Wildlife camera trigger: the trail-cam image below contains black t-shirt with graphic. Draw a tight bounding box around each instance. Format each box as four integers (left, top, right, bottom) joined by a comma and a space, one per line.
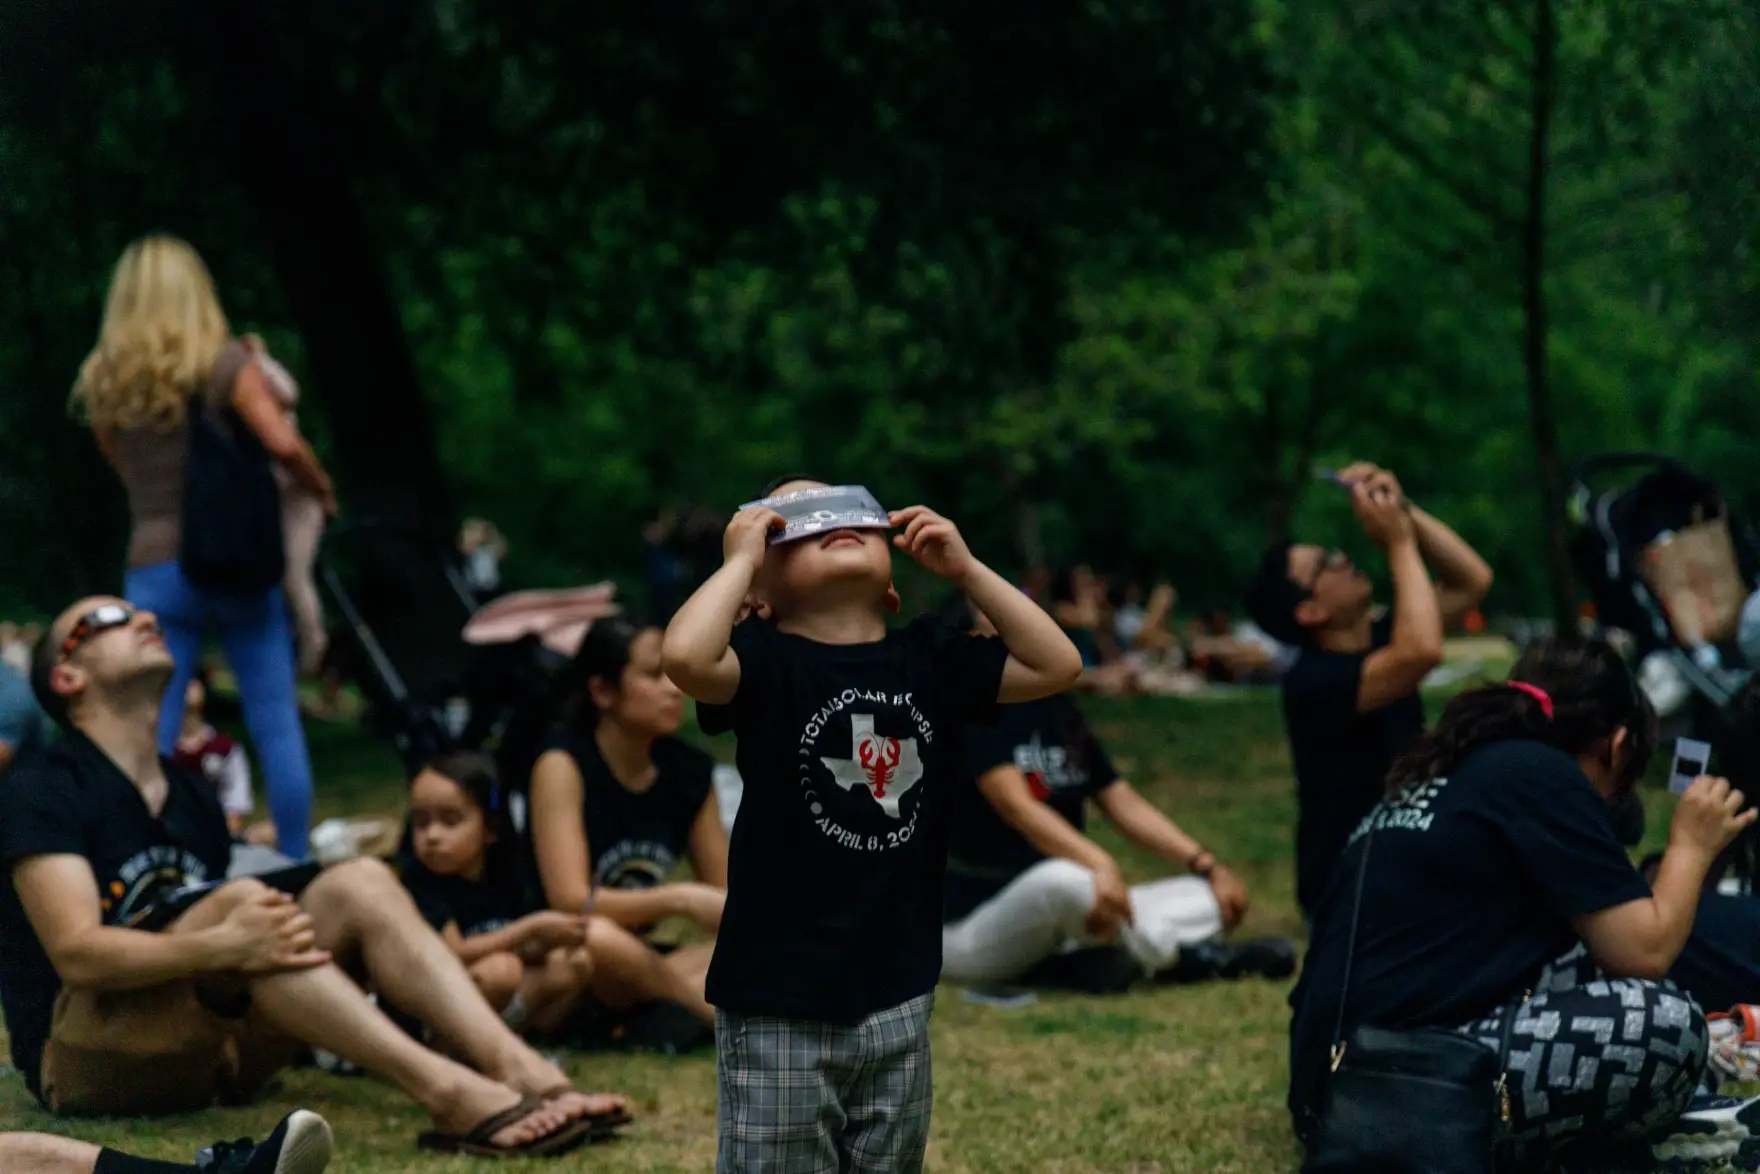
1287, 739, 1651, 1121
0, 732, 232, 1097
944, 696, 1118, 921
539, 730, 714, 893
698, 613, 1010, 1021
399, 856, 540, 939
1282, 614, 1426, 917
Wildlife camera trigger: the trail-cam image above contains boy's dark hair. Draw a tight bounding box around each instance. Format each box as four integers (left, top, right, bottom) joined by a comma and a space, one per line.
759, 472, 820, 498
29, 627, 67, 729
1242, 540, 1309, 648
1385, 637, 1658, 795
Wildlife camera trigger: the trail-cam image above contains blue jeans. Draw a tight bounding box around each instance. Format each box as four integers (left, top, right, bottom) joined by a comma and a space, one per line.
125, 560, 313, 859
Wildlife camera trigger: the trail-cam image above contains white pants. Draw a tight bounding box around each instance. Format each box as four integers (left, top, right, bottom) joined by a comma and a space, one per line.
941, 858, 1223, 984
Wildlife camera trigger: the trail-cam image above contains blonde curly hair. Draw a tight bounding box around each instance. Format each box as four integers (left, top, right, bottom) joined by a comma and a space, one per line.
71, 235, 231, 429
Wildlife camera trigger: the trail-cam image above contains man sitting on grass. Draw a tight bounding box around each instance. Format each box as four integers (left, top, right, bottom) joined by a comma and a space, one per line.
0, 1109, 331, 1174
1244, 462, 1492, 922
0, 596, 628, 1158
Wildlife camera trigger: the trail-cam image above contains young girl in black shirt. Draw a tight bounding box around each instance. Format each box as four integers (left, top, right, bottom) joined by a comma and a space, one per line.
402, 751, 597, 1035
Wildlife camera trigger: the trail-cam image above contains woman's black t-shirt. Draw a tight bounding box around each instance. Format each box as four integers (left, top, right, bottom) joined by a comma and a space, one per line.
698, 613, 1009, 1022
1287, 739, 1650, 1120
399, 857, 540, 939
538, 731, 714, 892
944, 695, 1118, 921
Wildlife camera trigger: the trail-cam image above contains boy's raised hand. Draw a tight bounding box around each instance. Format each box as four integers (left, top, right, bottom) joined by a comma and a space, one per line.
891, 506, 975, 583
724, 507, 784, 572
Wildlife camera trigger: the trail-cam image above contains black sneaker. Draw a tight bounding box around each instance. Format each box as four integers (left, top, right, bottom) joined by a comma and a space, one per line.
1020, 945, 1141, 994
196, 1110, 334, 1174
1157, 938, 1298, 985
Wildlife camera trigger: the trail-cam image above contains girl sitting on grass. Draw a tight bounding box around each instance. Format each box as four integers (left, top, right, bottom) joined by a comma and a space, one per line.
402, 751, 599, 1034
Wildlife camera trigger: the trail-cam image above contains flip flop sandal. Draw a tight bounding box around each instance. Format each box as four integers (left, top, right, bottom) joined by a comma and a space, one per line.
538, 1086, 635, 1134
415, 1096, 600, 1158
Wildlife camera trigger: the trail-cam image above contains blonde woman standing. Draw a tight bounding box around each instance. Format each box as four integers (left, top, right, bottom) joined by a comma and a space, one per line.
72, 235, 334, 859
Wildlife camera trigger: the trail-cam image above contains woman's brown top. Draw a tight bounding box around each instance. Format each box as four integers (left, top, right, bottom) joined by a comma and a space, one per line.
108, 339, 252, 570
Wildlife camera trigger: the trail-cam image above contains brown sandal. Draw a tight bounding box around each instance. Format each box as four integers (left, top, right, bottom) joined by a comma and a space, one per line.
416, 1096, 600, 1157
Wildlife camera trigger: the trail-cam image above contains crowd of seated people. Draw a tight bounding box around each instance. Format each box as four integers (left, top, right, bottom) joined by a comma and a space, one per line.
1029, 565, 1294, 696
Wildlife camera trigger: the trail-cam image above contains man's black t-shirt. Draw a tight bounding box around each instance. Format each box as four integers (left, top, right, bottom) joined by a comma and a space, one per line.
1287, 740, 1650, 1121
1282, 614, 1426, 917
944, 696, 1118, 922
398, 856, 539, 938
698, 613, 1009, 1021
539, 731, 714, 892
0, 732, 232, 1097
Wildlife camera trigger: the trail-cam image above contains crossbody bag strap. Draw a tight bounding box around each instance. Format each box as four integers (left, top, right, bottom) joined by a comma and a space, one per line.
1327, 822, 1377, 1072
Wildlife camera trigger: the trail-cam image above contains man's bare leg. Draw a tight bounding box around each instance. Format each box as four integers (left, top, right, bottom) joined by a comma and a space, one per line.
584, 917, 713, 1022
172, 882, 578, 1148
299, 859, 625, 1119
0, 1134, 100, 1174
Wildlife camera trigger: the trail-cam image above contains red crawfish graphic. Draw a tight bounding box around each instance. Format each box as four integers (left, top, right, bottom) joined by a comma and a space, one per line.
858, 732, 904, 799
821, 714, 926, 820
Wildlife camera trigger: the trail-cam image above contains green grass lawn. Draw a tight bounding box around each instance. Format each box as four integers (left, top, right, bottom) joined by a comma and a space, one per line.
0, 686, 1683, 1171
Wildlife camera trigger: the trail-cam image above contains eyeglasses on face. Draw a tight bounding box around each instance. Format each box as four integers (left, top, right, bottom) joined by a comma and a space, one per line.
58, 603, 141, 664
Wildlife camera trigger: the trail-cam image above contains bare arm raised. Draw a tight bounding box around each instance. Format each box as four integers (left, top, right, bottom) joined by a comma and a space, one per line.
661, 507, 782, 705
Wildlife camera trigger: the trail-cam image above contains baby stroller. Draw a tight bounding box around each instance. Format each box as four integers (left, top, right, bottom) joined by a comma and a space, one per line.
1570, 456, 1760, 888
1568, 453, 1759, 725
316, 517, 617, 791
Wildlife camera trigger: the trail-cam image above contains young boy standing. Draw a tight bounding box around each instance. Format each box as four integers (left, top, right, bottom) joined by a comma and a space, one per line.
663, 479, 1081, 1174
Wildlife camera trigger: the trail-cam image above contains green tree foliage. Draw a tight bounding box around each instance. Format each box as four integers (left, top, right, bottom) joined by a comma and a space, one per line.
0, 0, 1751, 622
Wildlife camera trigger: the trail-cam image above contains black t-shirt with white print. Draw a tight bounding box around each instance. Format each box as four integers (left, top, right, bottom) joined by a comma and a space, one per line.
1282, 614, 1426, 917
1287, 739, 1651, 1122
698, 613, 1010, 1022
944, 695, 1118, 922
399, 856, 540, 939
539, 730, 714, 894
0, 732, 232, 1097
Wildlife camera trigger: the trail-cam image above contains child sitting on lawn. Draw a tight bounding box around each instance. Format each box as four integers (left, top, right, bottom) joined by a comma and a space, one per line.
662, 477, 1082, 1173
402, 751, 599, 1034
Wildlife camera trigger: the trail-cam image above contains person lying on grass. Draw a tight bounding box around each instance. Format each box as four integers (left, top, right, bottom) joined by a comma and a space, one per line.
0, 1109, 331, 1174
403, 751, 600, 1037
663, 477, 1082, 1174
0, 596, 627, 1158
941, 600, 1296, 993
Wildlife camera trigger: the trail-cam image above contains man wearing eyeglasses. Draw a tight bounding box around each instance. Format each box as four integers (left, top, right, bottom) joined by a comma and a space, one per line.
0, 596, 629, 1154
1244, 464, 1493, 922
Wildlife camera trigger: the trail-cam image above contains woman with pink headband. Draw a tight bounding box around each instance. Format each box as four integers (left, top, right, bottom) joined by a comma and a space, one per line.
1290, 638, 1760, 1170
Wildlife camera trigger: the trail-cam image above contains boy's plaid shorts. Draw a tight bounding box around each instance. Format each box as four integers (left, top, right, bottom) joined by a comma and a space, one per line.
715, 992, 935, 1174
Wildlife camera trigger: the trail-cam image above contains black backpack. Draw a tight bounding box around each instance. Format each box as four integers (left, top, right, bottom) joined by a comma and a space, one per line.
179, 395, 285, 592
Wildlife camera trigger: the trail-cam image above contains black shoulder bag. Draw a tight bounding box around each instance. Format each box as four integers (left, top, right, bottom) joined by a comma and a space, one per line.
180, 394, 285, 593
1301, 823, 1519, 1174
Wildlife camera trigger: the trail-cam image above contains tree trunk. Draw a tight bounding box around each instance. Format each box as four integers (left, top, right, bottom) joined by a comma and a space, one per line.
1522, 0, 1575, 632
185, 3, 471, 700
196, 4, 452, 533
